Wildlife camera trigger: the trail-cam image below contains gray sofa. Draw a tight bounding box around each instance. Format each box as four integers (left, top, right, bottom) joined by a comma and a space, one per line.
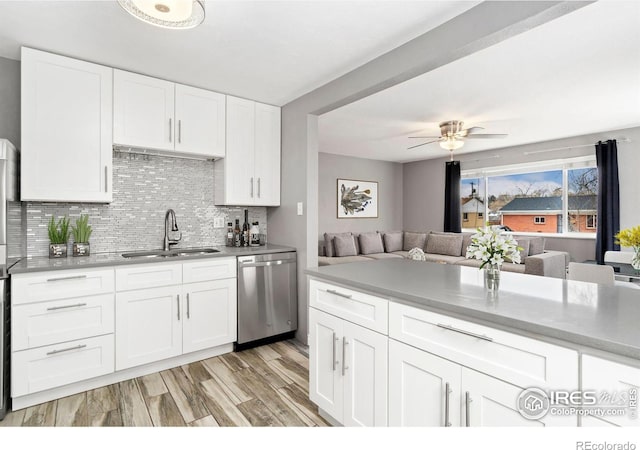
318, 230, 569, 279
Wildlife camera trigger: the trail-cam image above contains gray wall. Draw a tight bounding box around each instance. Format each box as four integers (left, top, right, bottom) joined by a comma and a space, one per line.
19, 151, 267, 257
0, 56, 20, 148
401, 126, 640, 262
268, 2, 582, 343
319, 153, 403, 242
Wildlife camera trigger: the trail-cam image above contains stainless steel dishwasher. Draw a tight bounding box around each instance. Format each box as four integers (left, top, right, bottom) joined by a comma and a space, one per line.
236, 252, 297, 350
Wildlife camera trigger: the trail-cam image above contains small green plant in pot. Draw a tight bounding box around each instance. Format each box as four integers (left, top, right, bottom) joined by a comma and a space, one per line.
72, 214, 93, 257
48, 216, 70, 258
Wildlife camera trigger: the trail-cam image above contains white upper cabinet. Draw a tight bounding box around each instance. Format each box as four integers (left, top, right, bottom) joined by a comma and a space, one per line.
175, 84, 226, 158
114, 70, 226, 158
113, 70, 175, 151
215, 96, 281, 206
21, 47, 113, 202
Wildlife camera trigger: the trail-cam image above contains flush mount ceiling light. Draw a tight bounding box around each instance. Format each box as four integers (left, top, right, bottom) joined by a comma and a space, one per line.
117, 0, 205, 29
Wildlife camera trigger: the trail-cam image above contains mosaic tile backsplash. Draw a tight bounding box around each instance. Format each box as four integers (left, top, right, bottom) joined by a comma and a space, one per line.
18, 151, 267, 257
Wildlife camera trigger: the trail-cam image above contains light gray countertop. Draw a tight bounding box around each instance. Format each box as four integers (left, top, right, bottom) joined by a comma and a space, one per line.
306, 259, 640, 360
9, 244, 296, 274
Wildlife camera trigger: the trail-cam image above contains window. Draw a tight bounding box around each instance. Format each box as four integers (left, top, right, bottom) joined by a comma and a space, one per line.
461, 158, 597, 235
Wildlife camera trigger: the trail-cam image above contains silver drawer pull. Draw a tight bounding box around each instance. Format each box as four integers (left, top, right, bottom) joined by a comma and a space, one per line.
444, 382, 451, 427
326, 289, 352, 299
46, 275, 87, 282
436, 323, 493, 342
46, 344, 87, 356
47, 302, 87, 311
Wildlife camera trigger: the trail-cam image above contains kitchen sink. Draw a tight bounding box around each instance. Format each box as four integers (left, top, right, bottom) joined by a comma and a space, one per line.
121, 248, 220, 259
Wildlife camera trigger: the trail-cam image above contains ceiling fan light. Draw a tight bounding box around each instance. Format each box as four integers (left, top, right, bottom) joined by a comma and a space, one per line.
440, 139, 464, 151
118, 0, 205, 29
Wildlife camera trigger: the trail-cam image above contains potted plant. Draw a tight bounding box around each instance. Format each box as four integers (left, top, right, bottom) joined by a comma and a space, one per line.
48, 216, 70, 258
615, 225, 640, 270
71, 214, 93, 257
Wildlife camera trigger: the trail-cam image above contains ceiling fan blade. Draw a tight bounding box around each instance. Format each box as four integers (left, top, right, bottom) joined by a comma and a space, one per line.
460, 126, 484, 136
407, 139, 441, 150
408, 136, 441, 139
464, 133, 508, 139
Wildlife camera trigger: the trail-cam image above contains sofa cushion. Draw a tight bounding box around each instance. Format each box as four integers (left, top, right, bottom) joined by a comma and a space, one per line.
509, 238, 530, 263
455, 258, 483, 268
359, 232, 385, 255
528, 237, 545, 255
501, 263, 526, 274
383, 231, 403, 253
391, 250, 410, 258
424, 254, 466, 264
318, 255, 372, 266
324, 232, 352, 257
365, 252, 404, 260
425, 233, 463, 257
333, 234, 358, 257
403, 232, 427, 251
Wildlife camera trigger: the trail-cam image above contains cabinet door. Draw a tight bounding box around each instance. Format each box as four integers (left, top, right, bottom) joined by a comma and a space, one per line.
253, 103, 281, 206
175, 84, 226, 158
461, 368, 566, 427
113, 70, 175, 151
115, 286, 182, 370
389, 339, 461, 427
309, 307, 344, 423
342, 321, 388, 427
222, 96, 255, 205
182, 279, 237, 354
21, 47, 112, 202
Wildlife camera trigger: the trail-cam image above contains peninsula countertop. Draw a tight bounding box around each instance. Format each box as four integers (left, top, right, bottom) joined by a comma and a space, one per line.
306, 259, 640, 360
9, 244, 296, 274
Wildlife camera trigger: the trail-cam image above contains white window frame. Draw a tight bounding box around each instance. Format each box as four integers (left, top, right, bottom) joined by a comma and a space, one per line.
586, 214, 597, 229
534, 216, 546, 224
463, 212, 469, 221
461, 156, 597, 238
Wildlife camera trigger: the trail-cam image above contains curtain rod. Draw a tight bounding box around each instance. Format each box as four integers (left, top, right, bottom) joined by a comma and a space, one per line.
522, 138, 631, 156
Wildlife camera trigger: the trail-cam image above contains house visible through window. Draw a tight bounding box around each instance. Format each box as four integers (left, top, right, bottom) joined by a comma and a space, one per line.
461, 159, 597, 235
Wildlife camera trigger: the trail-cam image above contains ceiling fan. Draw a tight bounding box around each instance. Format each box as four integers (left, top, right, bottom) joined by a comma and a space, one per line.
408, 120, 507, 156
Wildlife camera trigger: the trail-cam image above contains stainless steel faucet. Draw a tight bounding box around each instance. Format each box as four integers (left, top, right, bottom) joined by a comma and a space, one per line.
163, 209, 182, 251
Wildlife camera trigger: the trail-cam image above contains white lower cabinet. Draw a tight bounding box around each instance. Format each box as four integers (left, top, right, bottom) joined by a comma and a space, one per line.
309, 307, 388, 426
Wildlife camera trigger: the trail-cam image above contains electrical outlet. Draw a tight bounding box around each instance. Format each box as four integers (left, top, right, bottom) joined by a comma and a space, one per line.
213, 217, 225, 228
297, 202, 304, 216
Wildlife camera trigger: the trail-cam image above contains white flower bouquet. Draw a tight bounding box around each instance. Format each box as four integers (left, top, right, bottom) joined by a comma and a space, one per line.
466, 225, 522, 269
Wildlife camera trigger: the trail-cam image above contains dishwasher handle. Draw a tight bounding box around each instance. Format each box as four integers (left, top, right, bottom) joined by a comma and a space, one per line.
239, 259, 296, 268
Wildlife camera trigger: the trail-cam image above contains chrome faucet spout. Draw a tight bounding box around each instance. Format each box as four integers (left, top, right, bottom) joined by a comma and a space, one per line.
163, 209, 182, 251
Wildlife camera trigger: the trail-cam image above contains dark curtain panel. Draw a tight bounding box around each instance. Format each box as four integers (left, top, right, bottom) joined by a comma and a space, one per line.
595, 139, 620, 264
444, 160, 461, 233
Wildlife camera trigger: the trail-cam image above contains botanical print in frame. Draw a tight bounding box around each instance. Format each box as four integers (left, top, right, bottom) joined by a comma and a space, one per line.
337, 179, 378, 218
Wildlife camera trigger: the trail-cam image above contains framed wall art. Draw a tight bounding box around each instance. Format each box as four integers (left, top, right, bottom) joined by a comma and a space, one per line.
337, 179, 378, 218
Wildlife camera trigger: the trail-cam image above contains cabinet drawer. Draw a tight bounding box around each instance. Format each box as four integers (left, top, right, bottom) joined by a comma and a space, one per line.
12, 294, 114, 351
183, 257, 236, 283
116, 263, 181, 291
12, 334, 114, 397
309, 279, 388, 334
582, 355, 640, 427
12, 268, 114, 305
389, 302, 577, 390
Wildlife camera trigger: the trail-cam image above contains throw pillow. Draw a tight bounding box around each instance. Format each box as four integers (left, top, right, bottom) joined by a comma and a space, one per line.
506, 238, 530, 264
359, 232, 385, 255
425, 233, 463, 257
403, 232, 427, 251
324, 232, 352, 257
528, 237, 545, 255
333, 234, 357, 257
383, 231, 403, 252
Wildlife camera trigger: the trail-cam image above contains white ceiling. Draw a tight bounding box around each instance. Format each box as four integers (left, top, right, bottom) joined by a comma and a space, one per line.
318, 1, 640, 163
0, 0, 479, 106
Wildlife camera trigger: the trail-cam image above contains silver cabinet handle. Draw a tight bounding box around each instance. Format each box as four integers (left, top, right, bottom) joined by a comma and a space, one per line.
187, 292, 190, 319
250, 177, 254, 198
105, 166, 108, 192
341, 337, 349, 376
47, 302, 87, 311
436, 323, 493, 342
178, 119, 182, 143
47, 344, 86, 356
326, 289, 352, 299
257, 177, 261, 198
177, 294, 181, 320
444, 382, 451, 427
46, 275, 87, 282
332, 332, 337, 371
169, 118, 172, 142
465, 391, 472, 427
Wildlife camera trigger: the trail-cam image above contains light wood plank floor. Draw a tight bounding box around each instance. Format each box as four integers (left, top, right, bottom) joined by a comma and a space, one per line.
1, 340, 329, 427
